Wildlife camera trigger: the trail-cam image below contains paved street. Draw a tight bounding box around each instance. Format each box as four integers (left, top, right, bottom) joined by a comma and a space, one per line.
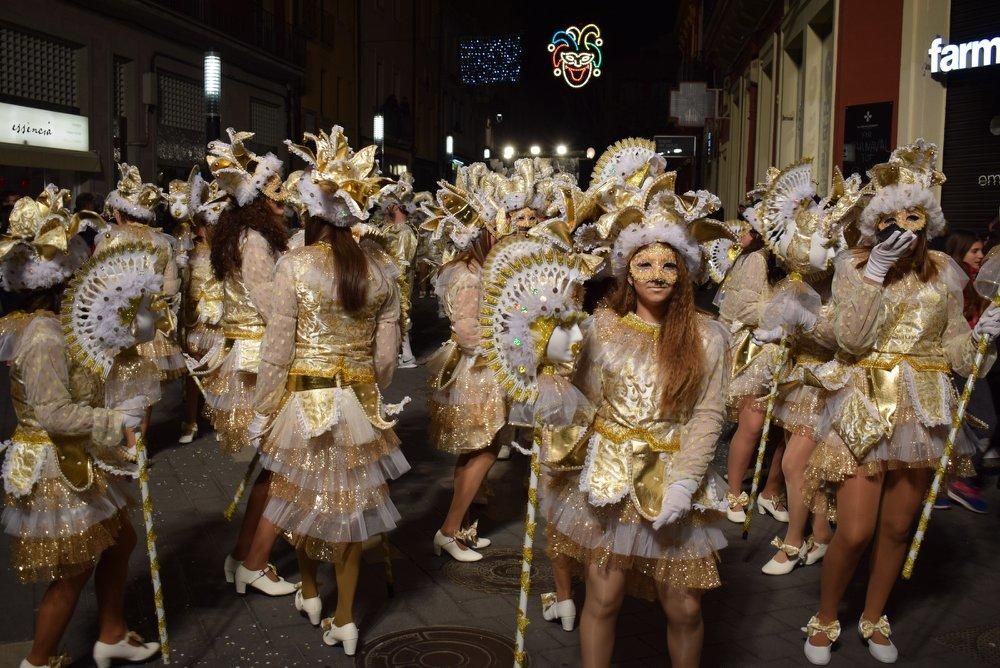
2, 297, 1000, 667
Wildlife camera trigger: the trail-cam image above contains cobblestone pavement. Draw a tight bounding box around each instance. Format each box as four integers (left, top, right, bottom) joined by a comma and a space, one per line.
2, 297, 1000, 667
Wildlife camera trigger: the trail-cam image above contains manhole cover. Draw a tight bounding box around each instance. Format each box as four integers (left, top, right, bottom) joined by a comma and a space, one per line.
441, 547, 553, 594
357, 626, 523, 667
934, 625, 1000, 665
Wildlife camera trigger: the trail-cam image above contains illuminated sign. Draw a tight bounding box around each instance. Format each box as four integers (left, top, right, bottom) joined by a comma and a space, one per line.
928, 36, 1000, 73
548, 24, 603, 89
0, 102, 89, 152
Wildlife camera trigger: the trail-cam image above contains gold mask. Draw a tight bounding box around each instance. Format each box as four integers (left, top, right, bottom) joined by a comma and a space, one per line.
878, 207, 926, 233
511, 207, 539, 231
629, 243, 679, 286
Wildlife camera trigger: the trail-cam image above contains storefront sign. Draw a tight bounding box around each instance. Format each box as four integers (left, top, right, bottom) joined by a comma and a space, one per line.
929, 36, 1000, 73
0, 102, 89, 152
842, 102, 893, 178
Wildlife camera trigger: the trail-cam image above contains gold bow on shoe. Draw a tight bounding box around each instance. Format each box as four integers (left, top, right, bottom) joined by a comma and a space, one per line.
804, 615, 841, 642
726, 491, 749, 509
859, 615, 892, 639
454, 521, 480, 546
47, 654, 72, 668
770, 536, 801, 558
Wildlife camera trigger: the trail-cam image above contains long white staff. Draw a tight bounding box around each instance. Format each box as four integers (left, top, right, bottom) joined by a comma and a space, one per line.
513, 432, 542, 668
904, 249, 1000, 577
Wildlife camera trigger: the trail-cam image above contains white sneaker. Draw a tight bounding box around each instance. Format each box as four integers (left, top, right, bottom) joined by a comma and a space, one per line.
859, 616, 898, 663
322, 619, 359, 656
433, 530, 483, 562
93, 631, 160, 668
757, 494, 790, 522
541, 592, 576, 631
295, 590, 322, 626
224, 554, 240, 584
398, 335, 417, 368
234, 563, 298, 596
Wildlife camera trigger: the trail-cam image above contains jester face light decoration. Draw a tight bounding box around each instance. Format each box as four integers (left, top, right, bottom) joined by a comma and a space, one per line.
548, 24, 603, 89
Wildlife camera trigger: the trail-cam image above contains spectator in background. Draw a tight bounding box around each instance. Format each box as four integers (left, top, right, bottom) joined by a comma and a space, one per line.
1, 191, 19, 234
943, 230, 993, 512
74, 192, 102, 251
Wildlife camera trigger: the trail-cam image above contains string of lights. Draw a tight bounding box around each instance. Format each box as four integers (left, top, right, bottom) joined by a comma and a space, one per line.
459, 35, 522, 85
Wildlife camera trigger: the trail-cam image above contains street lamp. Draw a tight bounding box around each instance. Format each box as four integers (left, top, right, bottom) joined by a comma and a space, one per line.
445, 135, 454, 155
483, 148, 491, 159
586, 147, 596, 159
204, 51, 222, 141
555, 144, 567, 156
503, 145, 515, 160
373, 113, 385, 171
529, 145, 541, 156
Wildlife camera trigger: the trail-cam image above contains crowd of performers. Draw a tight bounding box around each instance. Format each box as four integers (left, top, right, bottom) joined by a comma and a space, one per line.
1, 126, 996, 668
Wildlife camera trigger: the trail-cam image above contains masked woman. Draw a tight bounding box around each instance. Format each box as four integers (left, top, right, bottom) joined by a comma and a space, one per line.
547, 183, 729, 668
200, 129, 296, 594
240, 127, 408, 655
801, 141, 1000, 664
0, 188, 160, 668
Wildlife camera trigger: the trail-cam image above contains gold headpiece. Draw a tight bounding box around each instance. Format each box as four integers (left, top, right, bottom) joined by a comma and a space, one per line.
207, 128, 285, 207
860, 138, 946, 239
104, 163, 164, 222
591, 137, 666, 188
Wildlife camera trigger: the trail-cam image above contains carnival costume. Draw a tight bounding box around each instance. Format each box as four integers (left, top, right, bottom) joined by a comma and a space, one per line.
200, 129, 287, 454
378, 172, 420, 365
0, 190, 163, 667
548, 166, 731, 599
99, 163, 186, 381
179, 173, 226, 361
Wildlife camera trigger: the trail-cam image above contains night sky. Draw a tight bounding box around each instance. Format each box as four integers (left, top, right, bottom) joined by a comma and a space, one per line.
463, 0, 682, 158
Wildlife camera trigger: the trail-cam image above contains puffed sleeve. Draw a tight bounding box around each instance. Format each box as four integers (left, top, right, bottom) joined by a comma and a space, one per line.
572, 315, 604, 406
940, 255, 997, 377
831, 250, 886, 356
160, 243, 181, 298
445, 266, 481, 355
374, 264, 401, 390
253, 256, 297, 414
665, 320, 728, 486
19, 320, 124, 451
718, 251, 769, 328
242, 230, 278, 323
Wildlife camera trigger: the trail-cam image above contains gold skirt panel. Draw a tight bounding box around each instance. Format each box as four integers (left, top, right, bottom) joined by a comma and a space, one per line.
137, 330, 186, 380
428, 352, 507, 454
205, 370, 257, 455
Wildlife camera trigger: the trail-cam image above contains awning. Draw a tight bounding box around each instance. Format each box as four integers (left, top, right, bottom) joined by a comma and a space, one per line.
0, 143, 102, 172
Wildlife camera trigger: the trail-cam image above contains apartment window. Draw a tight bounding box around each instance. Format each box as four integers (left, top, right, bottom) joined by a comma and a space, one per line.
250, 98, 284, 150
0, 26, 78, 109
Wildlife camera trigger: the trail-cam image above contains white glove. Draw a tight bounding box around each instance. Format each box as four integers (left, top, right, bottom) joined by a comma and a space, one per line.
863, 230, 917, 283
652, 479, 699, 530
752, 326, 784, 344
974, 304, 1000, 343
808, 230, 836, 272
174, 252, 189, 270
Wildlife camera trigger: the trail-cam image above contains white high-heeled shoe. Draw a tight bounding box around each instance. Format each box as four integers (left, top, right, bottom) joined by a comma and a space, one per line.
322, 619, 359, 656
473, 536, 492, 549
224, 554, 240, 584
93, 631, 160, 668
234, 563, 298, 595
859, 616, 898, 663
802, 615, 840, 666
541, 592, 576, 631
761, 537, 803, 575
433, 530, 483, 562
757, 494, 790, 522
726, 491, 748, 523
178, 423, 198, 444
295, 590, 322, 626
803, 539, 828, 566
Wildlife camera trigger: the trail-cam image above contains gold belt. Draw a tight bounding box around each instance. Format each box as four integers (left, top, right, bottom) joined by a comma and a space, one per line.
793, 352, 831, 366
593, 417, 680, 453
286, 370, 374, 391
223, 330, 263, 342
853, 353, 949, 373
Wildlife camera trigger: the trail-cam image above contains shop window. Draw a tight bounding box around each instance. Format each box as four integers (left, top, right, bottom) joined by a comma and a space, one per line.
157, 71, 205, 166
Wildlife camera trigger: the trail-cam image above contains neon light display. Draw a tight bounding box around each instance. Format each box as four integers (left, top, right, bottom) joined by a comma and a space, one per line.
548, 24, 603, 89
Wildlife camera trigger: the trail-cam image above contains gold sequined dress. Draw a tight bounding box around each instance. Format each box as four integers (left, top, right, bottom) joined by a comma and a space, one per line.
203, 230, 280, 453
717, 250, 780, 417
183, 238, 224, 359
253, 243, 409, 558
426, 261, 507, 454
385, 223, 418, 335
772, 297, 836, 439
804, 251, 991, 512
96, 223, 186, 380
546, 309, 729, 599
0, 312, 131, 583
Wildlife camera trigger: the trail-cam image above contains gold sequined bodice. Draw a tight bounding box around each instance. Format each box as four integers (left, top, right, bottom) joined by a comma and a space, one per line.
868, 271, 949, 361
223, 273, 265, 338
186, 240, 222, 323
286, 244, 391, 383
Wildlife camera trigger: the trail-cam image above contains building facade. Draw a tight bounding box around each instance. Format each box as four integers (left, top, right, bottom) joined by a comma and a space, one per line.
679, 0, 999, 230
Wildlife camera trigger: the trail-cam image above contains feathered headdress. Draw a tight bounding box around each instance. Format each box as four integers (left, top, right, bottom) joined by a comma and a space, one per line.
590, 137, 666, 188
703, 220, 751, 284
285, 125, 389, 225
104, 163, 164, 222
859, 138, 946, 240
207, 128, 286, 207
0, 184, 102, 291
166, 167, 198, 222
187, 171, 230, 226
379, 171, 415, 210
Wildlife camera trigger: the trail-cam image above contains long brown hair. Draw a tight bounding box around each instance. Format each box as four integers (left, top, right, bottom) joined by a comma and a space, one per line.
944, 230, 988, 325
608, 257, 706, 417
462, 232, 494, 269
305, 217, 368, 313
211, 197, 288, 281
854, 230, 939, 286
